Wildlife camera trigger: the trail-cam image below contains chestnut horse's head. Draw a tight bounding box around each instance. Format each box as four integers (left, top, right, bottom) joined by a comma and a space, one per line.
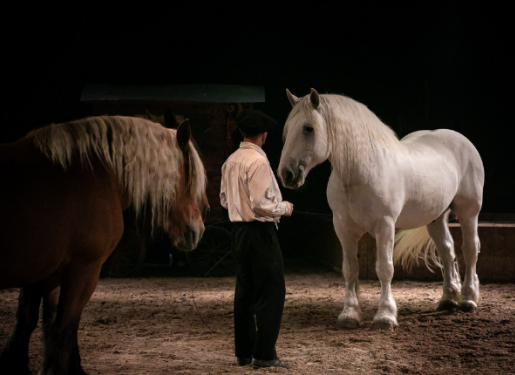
168, 120, 209, 251
28, 115, 209, 252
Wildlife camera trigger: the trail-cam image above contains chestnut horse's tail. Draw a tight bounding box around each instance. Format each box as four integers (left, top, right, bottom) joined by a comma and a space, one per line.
393, 226, 442, 273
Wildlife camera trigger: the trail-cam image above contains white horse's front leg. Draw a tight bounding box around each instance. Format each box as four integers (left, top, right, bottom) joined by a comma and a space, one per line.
373, 222, 398, 330
333, 219, 364, 329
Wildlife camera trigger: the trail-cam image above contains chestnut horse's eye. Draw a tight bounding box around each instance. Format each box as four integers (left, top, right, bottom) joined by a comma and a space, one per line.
304, 125, 314, 134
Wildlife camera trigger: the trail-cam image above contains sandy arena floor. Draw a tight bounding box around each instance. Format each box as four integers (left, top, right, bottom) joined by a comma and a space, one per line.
1, 265, 514, 374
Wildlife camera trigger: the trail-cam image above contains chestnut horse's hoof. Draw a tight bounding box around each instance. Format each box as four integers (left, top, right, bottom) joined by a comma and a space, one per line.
0, 358, 32, 375
69, 346, 88, 375
69, 364, 88, 375
0, 367, 32, 375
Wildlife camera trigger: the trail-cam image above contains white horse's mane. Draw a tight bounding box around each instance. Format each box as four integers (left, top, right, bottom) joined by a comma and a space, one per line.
28, 115, 207, 230
286, 93, 403, 180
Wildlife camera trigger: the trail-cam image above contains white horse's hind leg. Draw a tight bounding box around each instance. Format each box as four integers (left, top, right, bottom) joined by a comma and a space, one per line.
457, 215, 480, 312
333, 218, 364, 329
372, 221, 398, 330
426, 212, 461, 311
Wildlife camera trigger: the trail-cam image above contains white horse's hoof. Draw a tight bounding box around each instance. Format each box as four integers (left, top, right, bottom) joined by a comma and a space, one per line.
337, 317, 360, 329
458, 300, 477, 313
372, 315, 398, 331
437, 299, 459, 312
372, 321, 396, 331
337, 310, 362, 329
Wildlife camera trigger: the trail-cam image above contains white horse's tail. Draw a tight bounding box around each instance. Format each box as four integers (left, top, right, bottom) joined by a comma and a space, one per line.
393, 227, 443, 273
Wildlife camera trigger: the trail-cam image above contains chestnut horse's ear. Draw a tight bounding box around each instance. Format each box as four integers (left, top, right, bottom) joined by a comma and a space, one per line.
147, 110, 164, 125
147, 110, 159, 122
310, 88, 320, 110
286, 88, 300, 108
177, 119, 191, 152
164, 108, 178, 129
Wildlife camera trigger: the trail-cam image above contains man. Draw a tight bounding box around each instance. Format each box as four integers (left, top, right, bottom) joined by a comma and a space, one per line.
220, 110, 293, 369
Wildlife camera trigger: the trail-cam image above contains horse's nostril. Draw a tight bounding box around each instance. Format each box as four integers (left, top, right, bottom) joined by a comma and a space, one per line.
284, 169, 295, 184
186, 226, 194, 239
185, 225, 200, 246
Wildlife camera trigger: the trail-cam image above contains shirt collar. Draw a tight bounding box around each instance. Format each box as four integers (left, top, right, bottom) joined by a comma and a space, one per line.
239, 142, 267, 158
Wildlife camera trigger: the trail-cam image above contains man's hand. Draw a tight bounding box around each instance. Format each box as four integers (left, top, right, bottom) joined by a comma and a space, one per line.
283, 201, 294, 217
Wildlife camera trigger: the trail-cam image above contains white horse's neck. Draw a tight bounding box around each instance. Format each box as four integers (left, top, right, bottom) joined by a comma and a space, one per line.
321, 95, 404, 183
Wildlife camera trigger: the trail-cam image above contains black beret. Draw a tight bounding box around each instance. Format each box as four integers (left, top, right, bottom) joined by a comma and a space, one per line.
235, 110, 277, 136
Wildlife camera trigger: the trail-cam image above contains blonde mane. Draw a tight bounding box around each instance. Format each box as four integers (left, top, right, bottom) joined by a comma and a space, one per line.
287, 94, 403, 181
27, 115, 207, 230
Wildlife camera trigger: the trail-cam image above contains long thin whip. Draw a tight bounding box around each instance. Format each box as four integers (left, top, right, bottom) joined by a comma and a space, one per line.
189, 223, 233, 333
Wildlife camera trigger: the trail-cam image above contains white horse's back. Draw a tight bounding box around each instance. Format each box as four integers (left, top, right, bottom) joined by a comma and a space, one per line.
401, 129, 484, 179
394, 129, 484, 229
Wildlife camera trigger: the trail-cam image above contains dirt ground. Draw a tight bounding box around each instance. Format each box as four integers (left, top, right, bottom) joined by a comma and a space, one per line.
1, 264, 514, 375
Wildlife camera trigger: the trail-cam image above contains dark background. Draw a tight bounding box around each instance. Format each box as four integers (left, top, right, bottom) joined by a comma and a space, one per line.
3, 3, 513, 215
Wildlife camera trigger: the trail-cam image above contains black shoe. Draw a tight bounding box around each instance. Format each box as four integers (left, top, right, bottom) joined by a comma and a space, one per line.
252, 358, 291, 369
237, 357, 252, 366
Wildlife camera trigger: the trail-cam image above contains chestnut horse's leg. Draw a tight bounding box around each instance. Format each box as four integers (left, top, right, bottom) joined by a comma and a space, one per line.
42, 286, 86, 375
42, 285, 60, 341
39, 263, 102, 375
0, 284, 43, 375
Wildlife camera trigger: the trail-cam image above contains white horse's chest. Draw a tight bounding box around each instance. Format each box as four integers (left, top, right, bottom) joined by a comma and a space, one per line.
327, 152, 459, 232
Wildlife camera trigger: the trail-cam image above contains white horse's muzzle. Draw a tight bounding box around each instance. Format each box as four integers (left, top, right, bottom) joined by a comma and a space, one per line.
279, 164, 305, 189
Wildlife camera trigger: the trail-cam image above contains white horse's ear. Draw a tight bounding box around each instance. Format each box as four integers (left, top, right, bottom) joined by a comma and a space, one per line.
177, 119, 191, 152
310, 88, 320, 110
286, 89, 300, 108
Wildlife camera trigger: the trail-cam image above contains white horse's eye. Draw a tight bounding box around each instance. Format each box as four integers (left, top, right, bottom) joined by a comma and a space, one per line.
304, 125, 314, 134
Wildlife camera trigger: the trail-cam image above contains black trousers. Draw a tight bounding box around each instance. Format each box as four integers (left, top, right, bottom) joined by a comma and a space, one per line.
231, 221, 286, 360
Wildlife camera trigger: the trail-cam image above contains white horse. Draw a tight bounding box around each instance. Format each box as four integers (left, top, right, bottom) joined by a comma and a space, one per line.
278, 89, 484, 330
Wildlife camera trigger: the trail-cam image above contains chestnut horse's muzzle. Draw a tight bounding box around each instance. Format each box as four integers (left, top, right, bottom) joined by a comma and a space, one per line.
176, 225, 204, 252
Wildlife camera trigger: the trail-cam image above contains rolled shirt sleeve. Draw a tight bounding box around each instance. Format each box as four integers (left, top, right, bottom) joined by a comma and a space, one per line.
248, 162, 290, 218
220, 175, 228, 210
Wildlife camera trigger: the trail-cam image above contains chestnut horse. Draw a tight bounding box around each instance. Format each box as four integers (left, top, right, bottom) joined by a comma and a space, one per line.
0, 116, 208, 374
